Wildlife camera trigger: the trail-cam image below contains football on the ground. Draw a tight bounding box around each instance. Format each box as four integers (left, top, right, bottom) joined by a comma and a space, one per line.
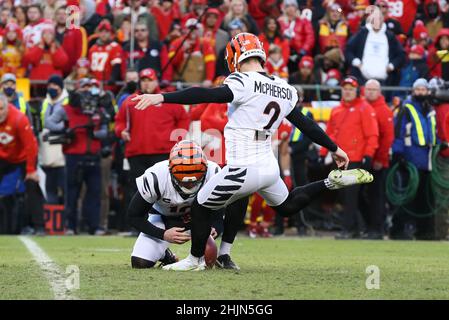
204, 235, 217, 268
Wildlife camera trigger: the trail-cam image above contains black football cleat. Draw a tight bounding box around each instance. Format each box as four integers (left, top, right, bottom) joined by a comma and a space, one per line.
215, 254, 240, 270
159, 248, 178, 267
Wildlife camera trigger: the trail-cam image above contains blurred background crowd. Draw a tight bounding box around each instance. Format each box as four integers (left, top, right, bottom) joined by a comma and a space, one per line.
1, 0, 449, 241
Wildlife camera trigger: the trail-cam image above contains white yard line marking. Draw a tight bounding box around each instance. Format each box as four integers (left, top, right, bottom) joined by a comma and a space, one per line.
18, 236, 78, 300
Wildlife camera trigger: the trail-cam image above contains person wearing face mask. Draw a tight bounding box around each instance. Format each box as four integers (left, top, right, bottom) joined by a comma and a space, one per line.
40, 75, 69, 206
391, 78, 438, 240
44, 79, 109, 235
117, 69, 139, 108
0, 74, 32, 127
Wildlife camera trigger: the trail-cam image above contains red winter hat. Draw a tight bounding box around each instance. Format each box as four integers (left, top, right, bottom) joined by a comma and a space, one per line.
4, 22, 22, 39
326, 68, 341, 82
413, 20, 429, 41
66, 0, 80, 6
205, 8, 221, 17
342, 76, 359, 88
299, 56, 314, 69
98, 19, 113, 32
410, 44, 425, 56
139, 68, 158, 81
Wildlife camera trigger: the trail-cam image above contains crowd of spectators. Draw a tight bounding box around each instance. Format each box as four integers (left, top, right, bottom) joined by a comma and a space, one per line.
1, 0, 449, 240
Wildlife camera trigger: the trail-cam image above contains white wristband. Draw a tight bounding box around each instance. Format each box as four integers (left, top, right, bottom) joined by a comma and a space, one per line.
283, 170, 291, 177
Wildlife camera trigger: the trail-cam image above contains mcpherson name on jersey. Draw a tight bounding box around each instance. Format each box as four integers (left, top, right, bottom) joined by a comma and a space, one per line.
254, 81, 293, 101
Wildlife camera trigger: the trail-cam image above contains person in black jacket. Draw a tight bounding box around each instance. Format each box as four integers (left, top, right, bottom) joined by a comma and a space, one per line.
345, 19, 406, 87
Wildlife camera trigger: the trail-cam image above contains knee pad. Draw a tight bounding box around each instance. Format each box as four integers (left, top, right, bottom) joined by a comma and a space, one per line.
131, 256, 156, 269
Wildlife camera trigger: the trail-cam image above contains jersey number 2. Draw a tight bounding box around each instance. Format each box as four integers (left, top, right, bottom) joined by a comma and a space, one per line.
263, 101, 281, 130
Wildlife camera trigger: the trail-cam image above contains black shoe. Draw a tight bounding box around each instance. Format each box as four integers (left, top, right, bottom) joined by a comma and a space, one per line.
215, 254, 240, 270
159, 248, 178, 266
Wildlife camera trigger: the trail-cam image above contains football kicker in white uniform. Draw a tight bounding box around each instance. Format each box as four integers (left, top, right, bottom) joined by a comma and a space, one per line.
133, 32, 374, 271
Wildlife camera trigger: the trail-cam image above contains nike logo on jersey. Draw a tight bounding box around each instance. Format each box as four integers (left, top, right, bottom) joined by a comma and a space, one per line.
254, 81, 292, 101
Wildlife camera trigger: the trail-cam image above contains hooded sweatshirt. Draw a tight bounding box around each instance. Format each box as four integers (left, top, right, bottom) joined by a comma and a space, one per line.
361, 23, 389, 80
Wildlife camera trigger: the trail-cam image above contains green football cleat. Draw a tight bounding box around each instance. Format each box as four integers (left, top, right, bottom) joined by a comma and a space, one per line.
326, 169, 374, 190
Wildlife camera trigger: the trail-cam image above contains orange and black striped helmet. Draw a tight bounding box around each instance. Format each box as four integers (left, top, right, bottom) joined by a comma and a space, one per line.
169, 140, 208, 196
225, 32, 266, 73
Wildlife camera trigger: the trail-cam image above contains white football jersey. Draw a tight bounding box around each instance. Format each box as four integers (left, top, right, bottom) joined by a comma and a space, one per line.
135, 160, 221, 217
223, 71, 298, 166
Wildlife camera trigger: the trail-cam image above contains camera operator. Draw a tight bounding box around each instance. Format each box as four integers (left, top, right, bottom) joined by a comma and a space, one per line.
429, 78, 449, 240
391, 78, 437, 240
44, 86, 108, 235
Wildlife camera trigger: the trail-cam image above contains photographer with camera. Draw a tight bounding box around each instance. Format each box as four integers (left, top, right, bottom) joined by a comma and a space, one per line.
391, 78, 437, 240
44, 84, 109, 235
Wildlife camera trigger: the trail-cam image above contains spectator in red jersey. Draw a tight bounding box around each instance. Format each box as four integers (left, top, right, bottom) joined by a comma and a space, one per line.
202, 8, 229, 57
375, 0, 404, 37
428, 28, 449, 80
384, 0, 419, 35
115, 68, 189, 213
265, 44, 289, 80
0, 94, 44, 235
23, 4, 53, 48
54, 5, 88, 77
0, 23, 26, 79
248, 0, 282, 30
13, 6, 28, 29
151, 0, 181, 41
362, 79, 394, 240
88, 19, 123, 92
168, 18, 216, 86
23, 24, 69, 85
258, 16, 290, 65
221, 0, 260, 35
123, 22, 170, 81
346, 0, 369, 34
181, 0, 208, 27
278, 0, 315, 72
114, 0, 159, 42
316, 3, 350, 54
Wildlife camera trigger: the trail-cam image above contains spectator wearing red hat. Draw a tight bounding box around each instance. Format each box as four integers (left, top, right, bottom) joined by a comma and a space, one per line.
412, 20, 431, 49
288, 56, 317, 102
320, 76, 379, 239
398, 44, 429, 97
258, 16, 290, 65
122, 21, 171, 81
321, 68, 342, 101
22, 4, 53, 48
151, 0, 182, 42
168, 18, 216, 86
202, 7, 228, 57
0, 23, 26, 78
54, 5, 88, 77
222, 0, 260, 35
88, 19, 123, 92
23, 24, 69, 87
114, 0, 159, 42
278, 0, 315, 71
428, 28, 449, 80
265, 44, 288, 80
346, 0, 370, 34
316, 3, 350, 54
115, 67, 189, 213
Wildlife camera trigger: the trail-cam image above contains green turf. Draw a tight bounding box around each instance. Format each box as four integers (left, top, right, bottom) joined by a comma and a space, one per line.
2, 235, 449, 299
0, 236, 52, 299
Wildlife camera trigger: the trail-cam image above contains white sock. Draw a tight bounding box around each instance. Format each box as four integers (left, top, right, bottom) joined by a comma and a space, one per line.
188, 254, 204, 264
218, 241, 232, 257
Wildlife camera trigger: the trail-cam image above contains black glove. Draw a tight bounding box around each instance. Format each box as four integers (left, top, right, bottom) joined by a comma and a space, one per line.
361, 156, 372, 170
65, 128, 75, 142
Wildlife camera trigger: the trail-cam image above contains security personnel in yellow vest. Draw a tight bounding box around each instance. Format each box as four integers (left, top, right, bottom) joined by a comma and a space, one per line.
40, 75, 69, 205
391, 78, 437, 240
285, 88, 318, 236
1, 73, 32, 125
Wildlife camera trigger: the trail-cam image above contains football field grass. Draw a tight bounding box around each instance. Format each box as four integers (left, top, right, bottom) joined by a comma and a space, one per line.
1, 235, 449, 300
